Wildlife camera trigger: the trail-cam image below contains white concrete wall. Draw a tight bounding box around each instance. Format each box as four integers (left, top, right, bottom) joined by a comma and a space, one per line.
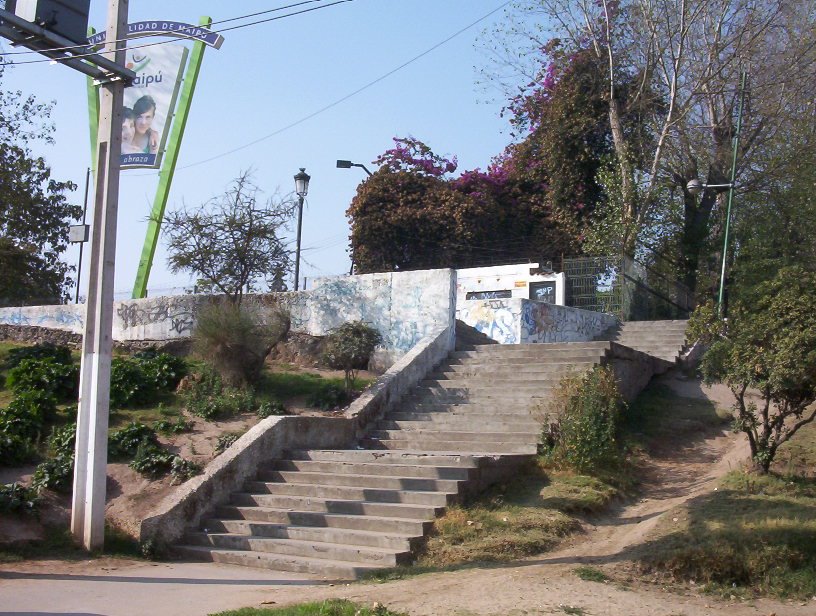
0, 269, 457, 371
457, 298, 617, 345
455, 263, 565, 310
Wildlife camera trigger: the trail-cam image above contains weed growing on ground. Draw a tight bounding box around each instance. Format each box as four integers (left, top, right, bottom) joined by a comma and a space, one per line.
209, 599, 406, 616
574, 565, 610, 583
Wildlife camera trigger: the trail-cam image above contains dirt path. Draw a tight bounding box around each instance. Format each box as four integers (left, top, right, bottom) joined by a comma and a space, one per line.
2, 376, 814, 615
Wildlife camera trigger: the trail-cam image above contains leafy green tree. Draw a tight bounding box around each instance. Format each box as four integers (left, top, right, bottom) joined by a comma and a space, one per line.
164, 172, 294, 305
322, 321, 382, 392
701, 267, 816, 473
0, 65, 80, 305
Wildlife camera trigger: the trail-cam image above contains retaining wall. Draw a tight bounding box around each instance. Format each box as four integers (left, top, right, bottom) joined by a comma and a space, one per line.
457, 298, 617, 345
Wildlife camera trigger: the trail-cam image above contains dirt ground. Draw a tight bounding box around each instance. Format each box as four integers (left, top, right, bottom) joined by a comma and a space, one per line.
2, 372, 815, 615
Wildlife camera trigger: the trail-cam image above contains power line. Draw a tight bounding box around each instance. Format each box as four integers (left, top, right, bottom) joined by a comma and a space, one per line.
0, 1, 329, 57
160, 0, 514, 172
0, 1, 352, 66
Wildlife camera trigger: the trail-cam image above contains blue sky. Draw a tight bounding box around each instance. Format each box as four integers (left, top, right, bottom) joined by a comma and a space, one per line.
2, 0, 532, 298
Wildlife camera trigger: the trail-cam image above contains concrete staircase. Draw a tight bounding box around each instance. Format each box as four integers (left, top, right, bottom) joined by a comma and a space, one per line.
174, 323, 688, 579
594, 320, 688, 365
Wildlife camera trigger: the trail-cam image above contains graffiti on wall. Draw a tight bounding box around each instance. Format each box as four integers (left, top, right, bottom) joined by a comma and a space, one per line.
521, 301, 615, 343
458, 299, 519, 344
116, 296, 195, 335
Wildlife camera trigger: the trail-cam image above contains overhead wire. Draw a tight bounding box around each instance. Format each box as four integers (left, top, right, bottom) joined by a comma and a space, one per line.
0, 1, 329, 57
0, 1, 352, 66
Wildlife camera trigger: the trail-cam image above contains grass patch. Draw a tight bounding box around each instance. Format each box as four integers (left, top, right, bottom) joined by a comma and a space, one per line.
210, 599, 406, 616
377, 460, 623, 573
0, 523, 142, 563
256, 369, 370, 402
574, 565, 610, 583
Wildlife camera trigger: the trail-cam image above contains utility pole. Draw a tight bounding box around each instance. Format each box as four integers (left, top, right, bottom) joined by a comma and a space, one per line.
71, 0, 129, 551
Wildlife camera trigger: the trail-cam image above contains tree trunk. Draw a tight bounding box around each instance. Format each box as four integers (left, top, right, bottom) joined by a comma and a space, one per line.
608, 97, 637, 255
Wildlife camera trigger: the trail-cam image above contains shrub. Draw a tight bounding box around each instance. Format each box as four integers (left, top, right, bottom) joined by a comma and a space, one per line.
542, 366, 626, 474
0, 433, 37, 466
31, 423, 77, 492
0, 390, 57, 440
108, 422, 158, 460
0, 482, 39, 514
321, 321, 382, 392
31, 455, 74, 492
214, 432, 241, 454
5, 343, 72, 369
129, 441, 174, 478
170, 456, 202, 484
307, 383, 349, 410
193, 302, 289, 387
134, 351, 187, 391
47, 422, 76, 459
153, 417, 192, 435
6, 358, 79, 401
256, 399, 287, 418
182, 368, 256, 420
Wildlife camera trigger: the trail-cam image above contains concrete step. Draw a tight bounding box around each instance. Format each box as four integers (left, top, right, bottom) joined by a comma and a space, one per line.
243, 481, 453, 507
183, 532, 412, 567
174, 545, 383, 579
214, 506, 432, 535
449, 349, 606, 361
361, 438, 537, 455
269, 459, 473, 480
443, 357, 601, 369
419, 380, 561, 391
230, 493, 441, 520
368, 429, 535, 445
286, 449, 479, 468
456, 341, 612, 352
255, 470, 463, 492
436, 362, 595, 376
200, 519, 417, 551
378, 419, 542, 432
400, 402, 541, 414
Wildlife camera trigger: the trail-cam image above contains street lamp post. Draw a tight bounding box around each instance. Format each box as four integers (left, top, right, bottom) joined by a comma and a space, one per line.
293, 168, 310, 291
336, 159, 373, 176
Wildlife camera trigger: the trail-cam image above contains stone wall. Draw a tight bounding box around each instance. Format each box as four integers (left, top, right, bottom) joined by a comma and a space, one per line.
457, 298, 617, 345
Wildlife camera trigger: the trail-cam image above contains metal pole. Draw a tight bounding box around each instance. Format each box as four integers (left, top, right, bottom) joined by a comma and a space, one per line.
717, 71, 747, 318
294, 195, 304, 291
75, 167, 91, 304
71, 0, 128, 552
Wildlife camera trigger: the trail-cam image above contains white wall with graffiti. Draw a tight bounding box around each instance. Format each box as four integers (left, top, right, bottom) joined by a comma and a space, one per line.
0, 269, 457, 370
457, 298, 617, 345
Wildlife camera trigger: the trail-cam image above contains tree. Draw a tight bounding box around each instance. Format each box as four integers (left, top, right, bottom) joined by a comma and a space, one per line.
700, 267, 816, 473
481, 1, 816, 294
164, 172, 294, 305
322, 321, 382, 393
0, 65, 80, 306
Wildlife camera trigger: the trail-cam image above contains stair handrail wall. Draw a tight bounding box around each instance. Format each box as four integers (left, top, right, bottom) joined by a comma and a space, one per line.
139, 325, 455, 550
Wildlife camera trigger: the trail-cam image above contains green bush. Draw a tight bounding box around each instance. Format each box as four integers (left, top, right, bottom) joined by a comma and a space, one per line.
134, 351, 187, 391
215, 432, 241, 454
6, 358, 79, 401
129, 441, 174, 478
153, 417, 192, 435
542, 366, 626, 474
307, 383, 349, 410
47, 422, 76, 459
108, 422, 158, 460
321, 321, 382, 392
182, 368, 256, 420
0, 482, 39, 514
193, 302, 289, 387
31, 423, 77, 491
256, 399, 287, 418
170, 456, 202, 483
5, 343, 72, 370
0, 390, 56, 440
31, 454, 74, 492
0, 433, 37, 466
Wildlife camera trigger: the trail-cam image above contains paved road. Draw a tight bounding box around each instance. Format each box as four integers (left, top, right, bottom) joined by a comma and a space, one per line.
0, 560, 332, 616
